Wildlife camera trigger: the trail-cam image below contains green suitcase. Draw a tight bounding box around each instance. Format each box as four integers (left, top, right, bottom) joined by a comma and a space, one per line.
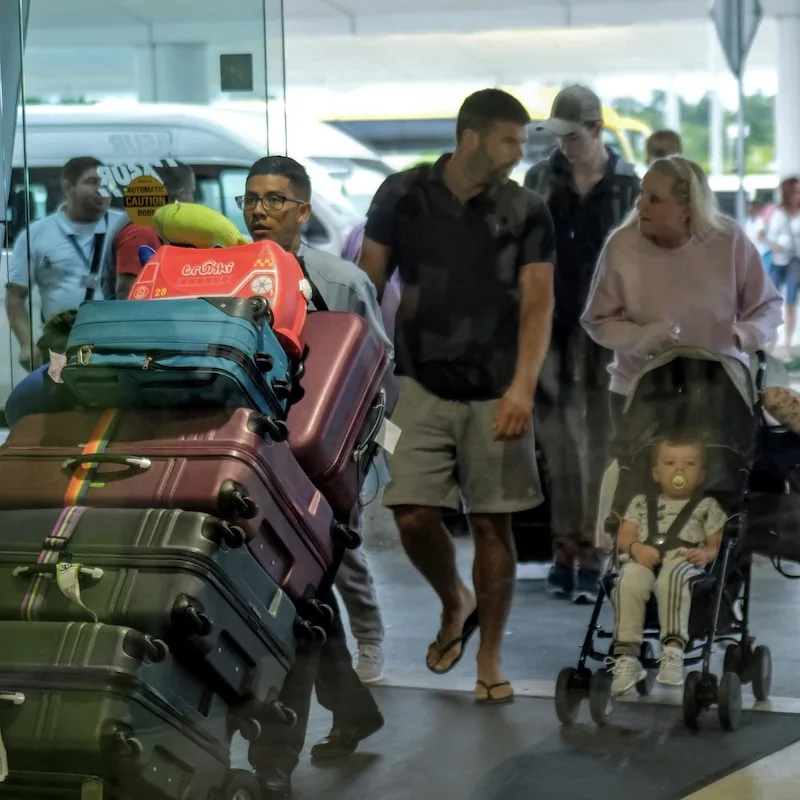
0, 621, 260, 800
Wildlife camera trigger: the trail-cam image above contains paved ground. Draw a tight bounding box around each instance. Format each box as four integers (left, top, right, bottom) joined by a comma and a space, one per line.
358, 497, 800, 700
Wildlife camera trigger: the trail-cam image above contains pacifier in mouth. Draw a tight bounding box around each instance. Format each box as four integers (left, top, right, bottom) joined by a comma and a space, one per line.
672, 475, 687, 490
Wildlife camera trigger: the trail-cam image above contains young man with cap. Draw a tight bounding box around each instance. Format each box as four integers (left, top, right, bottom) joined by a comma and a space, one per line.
525, 85, 640, 604
360, 88, 555, 705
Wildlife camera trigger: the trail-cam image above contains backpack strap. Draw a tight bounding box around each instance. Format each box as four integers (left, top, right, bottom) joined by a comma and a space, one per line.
296, 255, 328, 312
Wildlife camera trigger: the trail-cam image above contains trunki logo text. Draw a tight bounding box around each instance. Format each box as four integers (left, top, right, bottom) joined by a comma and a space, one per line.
181, 261, 235, 277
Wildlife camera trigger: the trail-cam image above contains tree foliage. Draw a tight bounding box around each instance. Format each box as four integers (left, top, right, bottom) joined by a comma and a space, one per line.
611, 90, 774, 173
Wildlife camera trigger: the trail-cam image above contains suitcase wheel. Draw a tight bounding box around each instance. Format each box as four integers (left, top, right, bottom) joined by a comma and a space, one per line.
218, 520, 247, 549
248, 295, 274, 325
110, 729, 144, 761
220, 481, 260, 520
173, 597, 214, 637
247, 412, 289, 443
254, 352, 274, 373
143, 637, 169, 663
272, 379, 293, 401
334, 523, 363, 550
237, 716, 263, 742
295, 618, 328, 644
124, 630, 168, 664
221, 768, 263, 800
271, 701, 298, 728
305, 599, 335, 625
292, 360, 306, 382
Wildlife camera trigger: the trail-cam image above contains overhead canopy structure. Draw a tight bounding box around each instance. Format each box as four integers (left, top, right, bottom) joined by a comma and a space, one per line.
19, 0, 790, 94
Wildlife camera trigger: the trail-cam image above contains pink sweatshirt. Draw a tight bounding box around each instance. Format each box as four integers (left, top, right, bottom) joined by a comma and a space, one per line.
581, 223, 783, 396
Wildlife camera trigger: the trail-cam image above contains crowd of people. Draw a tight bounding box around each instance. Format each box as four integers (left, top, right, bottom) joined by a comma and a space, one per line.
6, 84, 800, 798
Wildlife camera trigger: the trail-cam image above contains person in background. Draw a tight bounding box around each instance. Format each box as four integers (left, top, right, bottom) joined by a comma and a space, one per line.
361, 89, 555, 705
111, 162, 197, 299
582, 155, 782, 433
525, 85, 640, 604
5, 156, 125, 372
240, 155, 386, 798
765, 176, 800, 355
4, 163, 196, 427
745, 197, 772, 275
645, 129, 683, 164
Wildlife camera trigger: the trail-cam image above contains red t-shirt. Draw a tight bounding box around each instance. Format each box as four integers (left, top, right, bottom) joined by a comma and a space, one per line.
115, 223, 162, 276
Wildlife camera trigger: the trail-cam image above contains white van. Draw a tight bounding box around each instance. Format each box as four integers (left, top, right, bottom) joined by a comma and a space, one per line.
5, 103, 393, 257
0, 104, 392, 406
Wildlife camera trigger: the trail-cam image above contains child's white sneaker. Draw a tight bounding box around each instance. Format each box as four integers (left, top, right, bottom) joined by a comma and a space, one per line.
657, 646, 684, 686
609, 655, 647, 696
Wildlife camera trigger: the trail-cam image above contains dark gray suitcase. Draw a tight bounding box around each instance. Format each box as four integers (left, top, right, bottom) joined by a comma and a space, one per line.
0, 621, 263, 800
0, 507, 315, 723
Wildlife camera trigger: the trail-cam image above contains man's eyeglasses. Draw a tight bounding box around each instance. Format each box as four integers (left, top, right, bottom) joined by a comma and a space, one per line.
235, 192, 305, 212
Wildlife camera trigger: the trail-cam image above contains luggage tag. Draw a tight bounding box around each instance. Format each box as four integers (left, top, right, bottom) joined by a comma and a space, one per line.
0, 692, 25, 783
55, 563, 103, 622
374, 418, 402, 455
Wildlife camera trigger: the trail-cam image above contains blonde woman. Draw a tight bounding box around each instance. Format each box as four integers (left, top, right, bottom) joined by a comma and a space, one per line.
582, 155, 783, 429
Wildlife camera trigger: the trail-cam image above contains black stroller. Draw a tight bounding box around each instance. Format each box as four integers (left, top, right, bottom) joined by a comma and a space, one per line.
554, 347, 784, 732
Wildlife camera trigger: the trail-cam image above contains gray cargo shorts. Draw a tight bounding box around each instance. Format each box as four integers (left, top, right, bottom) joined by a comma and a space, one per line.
382, 376, 543, 514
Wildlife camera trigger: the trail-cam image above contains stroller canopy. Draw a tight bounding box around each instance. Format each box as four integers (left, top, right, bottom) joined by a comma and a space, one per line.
616, 347, 758, 463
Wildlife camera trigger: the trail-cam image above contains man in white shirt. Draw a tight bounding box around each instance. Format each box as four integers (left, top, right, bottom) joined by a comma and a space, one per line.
5, 156, 125, 371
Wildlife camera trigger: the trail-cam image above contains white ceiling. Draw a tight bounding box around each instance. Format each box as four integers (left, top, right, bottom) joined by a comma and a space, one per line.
17, 0, 787, 95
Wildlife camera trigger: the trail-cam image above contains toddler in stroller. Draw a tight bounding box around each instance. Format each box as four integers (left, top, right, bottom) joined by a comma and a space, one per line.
610, 433, 726, 695
555, 347, 772, 732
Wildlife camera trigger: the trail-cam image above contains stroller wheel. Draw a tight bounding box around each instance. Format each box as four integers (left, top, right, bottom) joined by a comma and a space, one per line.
682, 672, 703, 731
751, 645, 773, 702
555, 667, 582, 726
723, 644, 744, 677
588, 670, 615, 727
636, 642, 657, 696
718, 672, 743, 731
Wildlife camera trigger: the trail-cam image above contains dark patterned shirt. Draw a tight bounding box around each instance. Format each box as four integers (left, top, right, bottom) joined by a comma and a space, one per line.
365, 155, 555, 400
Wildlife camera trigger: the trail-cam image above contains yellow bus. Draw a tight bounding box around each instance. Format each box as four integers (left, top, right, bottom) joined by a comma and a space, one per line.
318, 85, 640, 176
616, 116, 653, 167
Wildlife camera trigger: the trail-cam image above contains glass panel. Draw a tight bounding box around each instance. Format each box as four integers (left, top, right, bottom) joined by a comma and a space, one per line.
1, 0, 33, 414
3, 0, 289, 419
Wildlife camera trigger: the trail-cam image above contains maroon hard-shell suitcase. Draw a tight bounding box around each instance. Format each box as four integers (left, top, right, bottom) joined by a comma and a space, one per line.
287, 311, 398, 520
0, 407, 346, 603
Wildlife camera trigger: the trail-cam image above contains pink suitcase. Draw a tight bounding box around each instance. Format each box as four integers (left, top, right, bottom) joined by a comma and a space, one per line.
0, 408, 357, 603
287, 311, 398, 520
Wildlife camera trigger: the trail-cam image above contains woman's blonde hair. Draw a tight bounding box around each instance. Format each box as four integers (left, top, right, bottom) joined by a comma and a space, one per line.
622, 155, 732, 239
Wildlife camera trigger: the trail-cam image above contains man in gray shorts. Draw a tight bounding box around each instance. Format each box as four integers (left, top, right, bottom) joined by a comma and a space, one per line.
359, 89, 555, 704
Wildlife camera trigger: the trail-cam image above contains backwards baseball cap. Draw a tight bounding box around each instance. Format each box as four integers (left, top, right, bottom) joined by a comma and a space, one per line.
537, 85, 603, 136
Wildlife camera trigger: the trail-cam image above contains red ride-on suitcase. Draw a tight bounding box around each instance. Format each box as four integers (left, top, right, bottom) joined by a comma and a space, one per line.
129, 240, 310, 360
287, 311, 398, 520
0, 408, 360, 611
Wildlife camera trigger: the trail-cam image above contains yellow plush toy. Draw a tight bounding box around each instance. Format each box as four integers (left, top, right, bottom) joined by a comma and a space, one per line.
153, 202, 249, 248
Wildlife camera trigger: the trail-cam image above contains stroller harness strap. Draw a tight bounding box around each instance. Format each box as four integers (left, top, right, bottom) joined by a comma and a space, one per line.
645, 493, 704, 554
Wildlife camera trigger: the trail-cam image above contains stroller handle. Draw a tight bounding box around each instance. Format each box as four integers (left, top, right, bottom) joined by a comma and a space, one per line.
755, 349, 767, 393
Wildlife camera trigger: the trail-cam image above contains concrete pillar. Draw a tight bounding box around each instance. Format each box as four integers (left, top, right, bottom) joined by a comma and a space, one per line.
136, 43, 211, 105
776, 14, 800, 178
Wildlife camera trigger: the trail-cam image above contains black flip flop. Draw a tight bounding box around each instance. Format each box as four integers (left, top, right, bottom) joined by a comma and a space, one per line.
425, 608, 479, 675
474, 680, 514, 706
